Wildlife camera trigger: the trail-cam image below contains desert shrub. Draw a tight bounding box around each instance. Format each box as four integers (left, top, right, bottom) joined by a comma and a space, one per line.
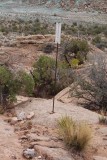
99, 115, 107, 125
0, 66, 21, 108
62, 24, 107, 37
62, 39, 89, 66
99, 110, 107, 125
0, 19, 53, 35
92, 36, 101, 45
71, 57, 107, 111
78, 24, 86, 32
58, 116, 91, 151
17, 71, 35, 96
32, 55, 56, 97
92, 36, 107, 50
70, 58, 79, 68
92, 36, 107, 49
62, 23, 67, 30
62, 23, 78, 35
72, 22, 77, 26
32, 56, 72, 97
43, 43, 55, 54
104, 29, 107, 37
87, 25, 103, 35
0, 66, 36, 108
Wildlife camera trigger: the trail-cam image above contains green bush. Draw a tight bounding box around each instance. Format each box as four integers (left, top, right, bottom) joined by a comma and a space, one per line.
87, 25, 103, 35
92, 36, 107, 50
0, 66, 11, 85
33, 55, 56, 97
32, 56, 72, 97
17, 71, 35, 96
0, 66, 36, 108
0, 66, 20, 107
92, 36, 101, 44
70, 58, 79, 68
58, 116, 91, 151
0, 19, 53, 35
62, 39, 89, 66
104, 29, 107, 37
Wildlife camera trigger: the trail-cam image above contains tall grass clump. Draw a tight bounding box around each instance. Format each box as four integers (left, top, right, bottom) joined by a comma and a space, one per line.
58, 116, 91, 151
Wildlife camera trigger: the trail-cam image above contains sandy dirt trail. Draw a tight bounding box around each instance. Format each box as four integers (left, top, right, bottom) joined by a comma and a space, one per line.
0, 116, 24, 160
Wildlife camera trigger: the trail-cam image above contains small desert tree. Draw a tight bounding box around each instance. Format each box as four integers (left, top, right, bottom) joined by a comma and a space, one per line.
71, 56, 107, 111
32, 55, 73, 97
0, 66, 35, 109
0, 66, 21, 108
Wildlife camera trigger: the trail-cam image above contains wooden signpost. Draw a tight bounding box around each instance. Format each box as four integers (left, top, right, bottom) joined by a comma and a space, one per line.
52, 22, 61, 113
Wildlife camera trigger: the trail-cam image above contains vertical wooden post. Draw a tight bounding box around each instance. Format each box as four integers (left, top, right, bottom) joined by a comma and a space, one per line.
51, 22, 61, 114
52, 43, 59, 113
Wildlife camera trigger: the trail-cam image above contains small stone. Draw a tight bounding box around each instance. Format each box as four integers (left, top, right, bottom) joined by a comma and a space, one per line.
17, 112, 26, 121
27, 112, 35, 120
38, 156, 42, 159
23, 148, 36, 159
10, 117, 18, 125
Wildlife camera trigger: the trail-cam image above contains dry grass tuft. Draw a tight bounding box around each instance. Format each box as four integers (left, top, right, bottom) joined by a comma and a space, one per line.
58, 116, 91, 151
99, 110, 107, 125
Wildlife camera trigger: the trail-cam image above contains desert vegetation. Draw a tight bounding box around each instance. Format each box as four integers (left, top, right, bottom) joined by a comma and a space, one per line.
58, 116, 91, 151
0, 66, 34, 109
0, 1, 107, 160
62, 23, 107, 37
99, 110, 107, 125
62, 38, 89, 66
71, 57, 107, 111
92, 36, 107, 50
0, 19, 53, 35
32, 55, 73, 97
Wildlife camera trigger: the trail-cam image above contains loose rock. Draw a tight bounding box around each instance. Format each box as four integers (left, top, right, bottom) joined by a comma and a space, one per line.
10, 117, 18, 125
27, 112, 35, 120
38, 156, 42, 159
23, 148, 36, 159
17, 112, 26, 121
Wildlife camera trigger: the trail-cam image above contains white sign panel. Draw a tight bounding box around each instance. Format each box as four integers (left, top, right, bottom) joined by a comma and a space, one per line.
55, 23, 61, 44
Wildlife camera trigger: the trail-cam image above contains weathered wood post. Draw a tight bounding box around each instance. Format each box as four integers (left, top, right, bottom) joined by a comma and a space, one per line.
52, 22, 61, 113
